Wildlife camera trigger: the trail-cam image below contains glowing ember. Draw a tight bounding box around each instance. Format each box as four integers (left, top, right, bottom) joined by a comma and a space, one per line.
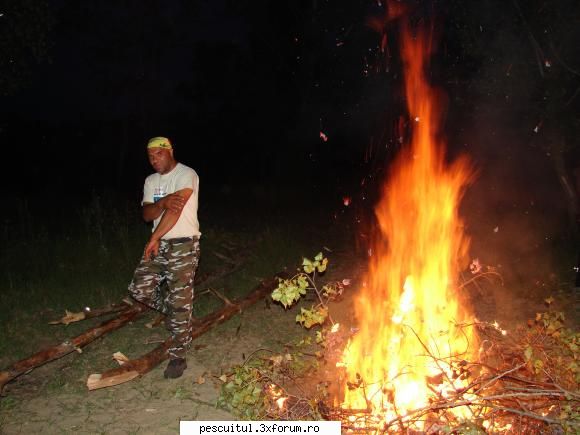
276, 397, 288, 410
267, 383, 288, 410
340, 22, 477, 430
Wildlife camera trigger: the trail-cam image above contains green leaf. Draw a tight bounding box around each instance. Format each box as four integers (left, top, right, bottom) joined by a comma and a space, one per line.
232, 391, 243, 406
314, 252, 323, 261
316, 257, 328, 273
302, 258, 315, 274
315, 330, 324, 344
296, 306, 328, 328
322, 284, 336, 297
271, 287, 282, 301
296, 274, 309, 290
271, 278, 308, 308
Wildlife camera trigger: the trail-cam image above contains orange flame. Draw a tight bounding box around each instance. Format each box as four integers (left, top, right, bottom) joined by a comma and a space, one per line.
341, 23, 477, 427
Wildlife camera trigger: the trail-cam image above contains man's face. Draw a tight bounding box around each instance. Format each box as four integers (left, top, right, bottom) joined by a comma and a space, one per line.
147, 148, 174, 174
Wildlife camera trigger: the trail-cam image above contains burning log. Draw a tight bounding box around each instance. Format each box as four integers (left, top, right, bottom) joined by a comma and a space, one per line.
86, 273, 287, 390
0, 303, 149, 393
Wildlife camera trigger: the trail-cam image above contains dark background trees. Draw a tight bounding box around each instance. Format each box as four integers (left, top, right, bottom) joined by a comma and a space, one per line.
1, 0, 578, 247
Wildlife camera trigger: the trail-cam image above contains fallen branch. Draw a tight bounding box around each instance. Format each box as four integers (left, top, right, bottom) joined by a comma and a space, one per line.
48, 301, 132, 325
1, 243, 260, 394
0, 303, 149, 393
87, 272, 288, 390
208, 287, 235, 306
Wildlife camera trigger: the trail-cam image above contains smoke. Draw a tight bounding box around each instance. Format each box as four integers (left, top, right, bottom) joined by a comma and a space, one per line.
453, 72, 575, 304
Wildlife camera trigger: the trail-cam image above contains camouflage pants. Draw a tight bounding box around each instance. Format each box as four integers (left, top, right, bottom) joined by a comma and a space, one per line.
128, 236, 200, 359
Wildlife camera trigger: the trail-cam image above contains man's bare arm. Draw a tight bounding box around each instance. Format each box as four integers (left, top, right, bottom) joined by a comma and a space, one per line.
142, 193, 186, 222
143, 188, 194, 259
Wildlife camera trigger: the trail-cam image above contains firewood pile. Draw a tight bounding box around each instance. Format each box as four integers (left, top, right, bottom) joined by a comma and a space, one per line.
321, 315, 579, 433
209, 275, 578, 433
214, 307, 578, 432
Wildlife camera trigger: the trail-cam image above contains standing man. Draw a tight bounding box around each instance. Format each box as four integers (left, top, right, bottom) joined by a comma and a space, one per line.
129, 136, 201, 379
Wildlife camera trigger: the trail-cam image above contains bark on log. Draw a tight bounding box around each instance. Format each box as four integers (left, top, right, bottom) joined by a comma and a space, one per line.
0, 245, 263, 394
87, 273, 286, 390
0, 303, 149, 393
48, 249, 249, 325
48, 302, 132, 325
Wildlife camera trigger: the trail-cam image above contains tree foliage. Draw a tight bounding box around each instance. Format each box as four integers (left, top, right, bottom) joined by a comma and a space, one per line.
272, 252, 337, 329
0, 0, 53, 95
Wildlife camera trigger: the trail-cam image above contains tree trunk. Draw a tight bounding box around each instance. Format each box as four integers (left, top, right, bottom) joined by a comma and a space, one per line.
87, 274, 285, 390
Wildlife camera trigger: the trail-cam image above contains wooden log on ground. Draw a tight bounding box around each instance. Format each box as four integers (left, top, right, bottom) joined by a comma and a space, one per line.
87, 273, 286, 390
48, 301, 133, 325
47, 247, 251, 326
0, 245, 260, 394
0, 303, 149, 393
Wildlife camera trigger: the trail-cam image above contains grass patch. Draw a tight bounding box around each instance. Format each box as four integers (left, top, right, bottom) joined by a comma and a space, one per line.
0, 195, 149, 322
0, 193, 315, 390
0, 395, 18, 411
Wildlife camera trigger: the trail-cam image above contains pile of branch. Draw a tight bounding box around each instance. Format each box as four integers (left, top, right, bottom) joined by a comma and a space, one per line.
322, 319, 579, 433
0, 264, 286, 393
215, 309, 577, 431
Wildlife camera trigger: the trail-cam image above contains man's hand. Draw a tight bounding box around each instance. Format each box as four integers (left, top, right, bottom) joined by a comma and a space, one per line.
143, 188, 192, 222
144, 238, 160, 261
159, 193, 185, 213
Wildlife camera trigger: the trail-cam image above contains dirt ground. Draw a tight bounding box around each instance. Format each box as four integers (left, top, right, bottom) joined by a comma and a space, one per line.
0, 246, 577, 434
0, 301, 307, 434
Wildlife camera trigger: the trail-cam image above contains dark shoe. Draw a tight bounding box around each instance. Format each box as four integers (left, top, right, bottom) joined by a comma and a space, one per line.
164, 358, 187, 379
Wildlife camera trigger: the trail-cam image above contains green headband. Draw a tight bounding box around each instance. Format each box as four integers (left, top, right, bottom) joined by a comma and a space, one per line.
147, 137, 172, 149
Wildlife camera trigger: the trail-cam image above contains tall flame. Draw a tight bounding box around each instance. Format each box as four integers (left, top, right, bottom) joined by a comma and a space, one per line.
341, 23, 476, 424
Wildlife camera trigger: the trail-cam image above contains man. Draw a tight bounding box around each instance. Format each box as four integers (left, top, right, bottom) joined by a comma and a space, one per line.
129, 136, 201, 379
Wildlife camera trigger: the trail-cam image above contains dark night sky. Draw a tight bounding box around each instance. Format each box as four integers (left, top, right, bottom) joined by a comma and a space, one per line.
1, 2, 333, 188
1, 0, 579, 253
2, 0, 381, 196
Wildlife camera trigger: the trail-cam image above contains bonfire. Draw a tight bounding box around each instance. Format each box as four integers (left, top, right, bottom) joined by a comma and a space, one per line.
323, 21, 579, 434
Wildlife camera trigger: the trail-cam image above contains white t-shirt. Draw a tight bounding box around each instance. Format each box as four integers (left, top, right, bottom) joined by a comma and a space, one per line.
142, 162, 201, 239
